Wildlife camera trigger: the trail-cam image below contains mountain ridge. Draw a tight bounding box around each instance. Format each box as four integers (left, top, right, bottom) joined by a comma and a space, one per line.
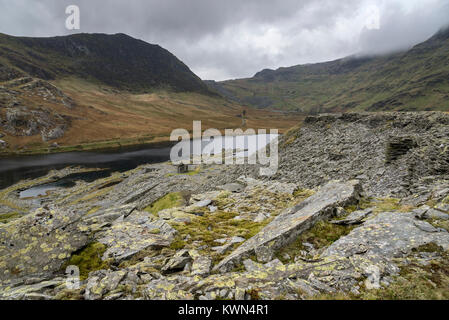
211, 25, 449, 113
0, 32, 211, 94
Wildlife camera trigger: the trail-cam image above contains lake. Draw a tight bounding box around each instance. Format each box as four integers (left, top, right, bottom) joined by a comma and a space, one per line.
0, 134, 278, 194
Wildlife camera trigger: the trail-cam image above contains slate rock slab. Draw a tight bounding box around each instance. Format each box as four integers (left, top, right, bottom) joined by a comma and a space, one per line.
214, 180, 362, 272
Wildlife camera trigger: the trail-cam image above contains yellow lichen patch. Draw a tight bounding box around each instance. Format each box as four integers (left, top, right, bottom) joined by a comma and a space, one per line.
62, 242, 110, 280
87, 207, 101, 215
144, 192, 184, 215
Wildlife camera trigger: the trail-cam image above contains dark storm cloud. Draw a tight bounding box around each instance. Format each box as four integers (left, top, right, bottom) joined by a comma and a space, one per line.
1, 0, 448, 80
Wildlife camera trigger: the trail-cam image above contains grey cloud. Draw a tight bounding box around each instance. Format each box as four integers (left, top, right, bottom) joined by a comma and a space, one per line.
0, 0, 448, 80
358, 0, 449, 54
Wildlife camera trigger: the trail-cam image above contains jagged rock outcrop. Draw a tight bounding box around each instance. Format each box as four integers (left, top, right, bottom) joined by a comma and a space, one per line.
0, 78, 73, 141
0, 136, 448, 300
227, 112, 448, 202
0, 204, 136, 285
214, 180, 361, 272
97, 210, 177, 263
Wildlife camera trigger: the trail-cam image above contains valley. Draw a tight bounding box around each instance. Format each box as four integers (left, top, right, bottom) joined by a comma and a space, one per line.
0, 33, 302, 156
210, 26, 449, 113
0, 25, 448, 302
0, 112, 447, 300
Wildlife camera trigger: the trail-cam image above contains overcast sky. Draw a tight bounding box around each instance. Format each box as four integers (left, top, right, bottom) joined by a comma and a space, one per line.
1, 0, 448, 80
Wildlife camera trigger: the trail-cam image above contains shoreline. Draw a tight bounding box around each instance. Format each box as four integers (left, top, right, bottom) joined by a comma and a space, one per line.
0, 129, 284, 159
0, 137, 176, 159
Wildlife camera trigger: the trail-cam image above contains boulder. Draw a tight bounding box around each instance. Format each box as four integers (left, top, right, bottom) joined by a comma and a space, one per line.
0, 279, 63, 300
322, 211, 449, 259
0, 204, 138, 284
218, 183, 244, 193
0, 207, 91, 284
414, 206, 449, 221
214, 180, 362, 272
98, 213, 176, 263
84, 270, 127, 300
194, 199, 212, 208
191, 256, 212, 277
161, 250, 193, 274
41, 126, 65, 141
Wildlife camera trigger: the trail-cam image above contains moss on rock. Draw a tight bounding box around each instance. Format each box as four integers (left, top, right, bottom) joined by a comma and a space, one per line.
63, 242, 110, 280
144, 192, 184, 215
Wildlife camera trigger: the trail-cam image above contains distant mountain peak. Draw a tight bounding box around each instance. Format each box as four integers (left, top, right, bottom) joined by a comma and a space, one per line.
213, 27, 449, 113
0, 32, 211, 94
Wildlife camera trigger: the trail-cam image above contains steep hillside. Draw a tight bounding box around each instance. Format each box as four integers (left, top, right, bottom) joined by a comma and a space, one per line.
214, 27, 449, 113
0, 33, 210, 93
0, 33, 301, 155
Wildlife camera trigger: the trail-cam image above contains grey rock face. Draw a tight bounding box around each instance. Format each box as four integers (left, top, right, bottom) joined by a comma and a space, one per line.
0, 206, 92, 284
41, 126, 65, 141
322, 211, 449, 259
330, 208, 373, 225
413, 206, 449, 221
0, 279, 63, 300
214, 180, 362, 272
191, 256, 212, 277
98, 211, 177, 263
1, 106, 69, 140
211, 243, 233, 255
218, 183, 244, 193
193, 199, 212, 208
84, 270, 128, 300
220, 112, 449, 200
161, 250, 193, 274
254, 246, 275, 263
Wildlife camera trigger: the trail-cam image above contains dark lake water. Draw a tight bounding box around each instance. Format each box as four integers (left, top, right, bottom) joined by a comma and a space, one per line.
0, 134, 277, 193
0, 146, 172, 191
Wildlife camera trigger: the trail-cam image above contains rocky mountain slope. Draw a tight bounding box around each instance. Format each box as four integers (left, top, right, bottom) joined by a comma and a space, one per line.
0, 33, 299, 154
0, 112, 448, 300
211, 26, 449, 113
228, 112, 449, 202
0, 33, 210, 93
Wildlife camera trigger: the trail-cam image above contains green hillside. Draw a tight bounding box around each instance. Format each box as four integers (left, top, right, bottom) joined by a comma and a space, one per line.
212, 26, 449, 113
